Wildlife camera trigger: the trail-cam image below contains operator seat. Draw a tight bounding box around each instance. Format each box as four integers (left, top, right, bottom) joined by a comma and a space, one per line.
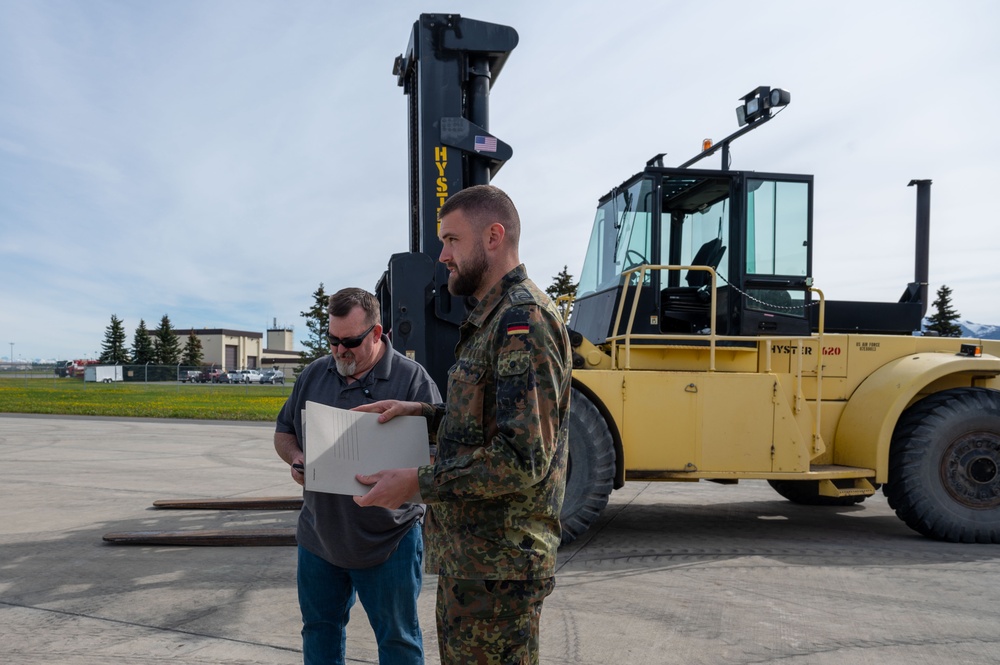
660, 237, 728, 334
685, 238, 726, 287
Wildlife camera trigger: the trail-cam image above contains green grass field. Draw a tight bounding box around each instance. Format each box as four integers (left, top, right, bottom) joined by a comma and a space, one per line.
0, 378, 290, 421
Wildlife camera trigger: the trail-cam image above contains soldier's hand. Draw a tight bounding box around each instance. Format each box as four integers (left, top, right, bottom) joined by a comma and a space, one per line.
354, 468, 420, 509
352, 400, 422, 423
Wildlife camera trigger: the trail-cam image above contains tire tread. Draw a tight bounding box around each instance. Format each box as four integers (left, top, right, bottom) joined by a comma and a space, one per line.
884, 387, 1000, 543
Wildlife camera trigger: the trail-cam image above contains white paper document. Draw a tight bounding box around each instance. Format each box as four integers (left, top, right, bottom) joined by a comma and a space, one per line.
303, 400, 430, 497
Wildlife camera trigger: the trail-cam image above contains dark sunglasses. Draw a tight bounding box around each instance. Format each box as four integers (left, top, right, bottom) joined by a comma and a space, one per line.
327, 323, 376, 349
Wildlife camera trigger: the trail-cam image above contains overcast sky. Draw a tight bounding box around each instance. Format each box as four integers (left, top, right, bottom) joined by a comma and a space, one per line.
2, 0, 998, 361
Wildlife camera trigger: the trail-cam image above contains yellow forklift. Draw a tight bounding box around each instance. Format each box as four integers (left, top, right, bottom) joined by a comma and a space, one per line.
378, 15, 1000, 546
564, 134, 1000, 544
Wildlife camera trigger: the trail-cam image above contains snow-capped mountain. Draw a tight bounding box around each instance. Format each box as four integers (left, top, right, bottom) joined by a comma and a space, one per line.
924, 320, 1000, 339
958, 321, 1000, 340
924, 317, 1000, 339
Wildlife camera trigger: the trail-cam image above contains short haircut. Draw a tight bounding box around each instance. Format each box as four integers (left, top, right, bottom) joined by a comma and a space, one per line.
327, 287, 380, 326
439, 184, 520, 245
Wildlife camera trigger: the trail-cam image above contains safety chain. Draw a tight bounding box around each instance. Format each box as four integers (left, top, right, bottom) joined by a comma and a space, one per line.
715, 275, 822, 311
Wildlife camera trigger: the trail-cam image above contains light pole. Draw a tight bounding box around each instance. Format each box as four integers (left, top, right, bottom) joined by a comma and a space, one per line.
8, 342, 12, 366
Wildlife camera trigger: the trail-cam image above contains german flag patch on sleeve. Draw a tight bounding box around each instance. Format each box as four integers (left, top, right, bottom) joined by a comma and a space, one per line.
506, 323, 530, 336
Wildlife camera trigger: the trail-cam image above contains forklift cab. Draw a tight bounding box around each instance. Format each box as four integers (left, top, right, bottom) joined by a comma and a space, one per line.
570, 167, 814, 343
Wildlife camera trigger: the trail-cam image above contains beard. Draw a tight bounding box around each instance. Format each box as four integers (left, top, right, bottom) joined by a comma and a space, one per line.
334, 354, 357, 377
448, 242, 489, 297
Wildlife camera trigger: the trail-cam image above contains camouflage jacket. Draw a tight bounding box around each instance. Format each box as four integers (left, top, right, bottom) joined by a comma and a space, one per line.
417, 264, 572, 580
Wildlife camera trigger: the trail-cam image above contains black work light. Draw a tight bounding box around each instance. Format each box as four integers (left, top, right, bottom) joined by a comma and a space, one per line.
736, 86, 791, 126
769, 88, 791, 108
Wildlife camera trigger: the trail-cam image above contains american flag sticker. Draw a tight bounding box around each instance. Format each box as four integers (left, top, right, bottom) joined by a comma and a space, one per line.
507, 324, 530, 336
474, 135, 498, 153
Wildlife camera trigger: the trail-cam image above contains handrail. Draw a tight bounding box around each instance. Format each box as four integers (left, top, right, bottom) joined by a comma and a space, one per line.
809, 287, 825, 454
608, 265, 827, 365
606, 264, 829, 455
612, 264, 718, 370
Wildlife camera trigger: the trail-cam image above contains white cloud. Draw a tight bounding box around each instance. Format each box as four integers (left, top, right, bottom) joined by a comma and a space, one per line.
2, 0, 999, 359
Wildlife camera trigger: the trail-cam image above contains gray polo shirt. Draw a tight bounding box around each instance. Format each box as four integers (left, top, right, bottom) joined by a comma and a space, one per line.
276, 335, 441, 568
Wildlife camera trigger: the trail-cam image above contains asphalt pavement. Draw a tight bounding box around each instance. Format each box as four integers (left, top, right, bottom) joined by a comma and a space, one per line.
2, 414, 998, 664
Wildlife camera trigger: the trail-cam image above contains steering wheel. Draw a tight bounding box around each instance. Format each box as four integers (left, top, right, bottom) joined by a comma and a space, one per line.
622, 249, 648, 271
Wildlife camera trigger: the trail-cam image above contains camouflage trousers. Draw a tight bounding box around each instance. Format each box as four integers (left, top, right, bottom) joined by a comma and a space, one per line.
435, 576, 555, 665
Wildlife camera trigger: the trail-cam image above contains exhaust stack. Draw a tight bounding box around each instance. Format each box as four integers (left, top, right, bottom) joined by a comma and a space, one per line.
907, 179, 932, 318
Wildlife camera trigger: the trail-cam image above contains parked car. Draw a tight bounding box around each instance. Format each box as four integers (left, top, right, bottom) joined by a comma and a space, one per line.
218, 370, 242, 384
179, 370, 201, 383
260, 369, 285, 385
194, 368, 224, 383
239, 369, 263, 384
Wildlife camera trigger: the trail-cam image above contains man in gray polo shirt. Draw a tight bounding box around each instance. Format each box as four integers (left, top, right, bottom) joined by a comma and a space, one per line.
274, 287, 441, 665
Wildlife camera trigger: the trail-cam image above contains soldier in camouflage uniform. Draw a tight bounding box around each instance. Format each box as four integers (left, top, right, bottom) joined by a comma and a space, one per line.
355, 185, 572, 664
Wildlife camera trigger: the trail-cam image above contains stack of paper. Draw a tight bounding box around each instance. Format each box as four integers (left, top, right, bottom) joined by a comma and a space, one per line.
303, 401, 429, 497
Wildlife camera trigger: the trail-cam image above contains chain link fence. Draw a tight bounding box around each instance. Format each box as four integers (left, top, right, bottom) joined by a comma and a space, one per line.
0, 362, 295, 387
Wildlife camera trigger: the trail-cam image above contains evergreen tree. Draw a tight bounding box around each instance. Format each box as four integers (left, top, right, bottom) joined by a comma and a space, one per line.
925, 284, 962, 337
131, 319, 156, 364
153, 314, 182, 365
298, 282, 330, 370
98, 314, 130, 364
546, 265, 578, 319
181, 331, 204, 367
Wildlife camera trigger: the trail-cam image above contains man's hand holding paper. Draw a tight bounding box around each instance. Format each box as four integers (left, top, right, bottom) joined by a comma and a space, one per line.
351, 399, 426, 509
303, 400, 428, 499
354, 468, 421, 510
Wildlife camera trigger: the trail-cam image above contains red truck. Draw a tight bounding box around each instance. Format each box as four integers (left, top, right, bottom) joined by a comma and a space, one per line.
66, 359, 98, 378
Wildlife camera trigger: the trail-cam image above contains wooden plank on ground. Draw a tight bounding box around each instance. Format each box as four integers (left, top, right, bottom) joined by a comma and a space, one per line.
152, 497, 303, 510
103, 528, 297, 546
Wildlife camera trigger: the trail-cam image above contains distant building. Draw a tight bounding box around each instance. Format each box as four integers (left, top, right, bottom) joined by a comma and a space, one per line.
173, 329, 263, 371
261, 322, 301, 377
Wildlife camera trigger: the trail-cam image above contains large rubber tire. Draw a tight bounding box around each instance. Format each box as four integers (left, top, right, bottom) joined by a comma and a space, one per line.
884, 387, 1000, 543
767, 479, 868, 506
560, 387, 616, 545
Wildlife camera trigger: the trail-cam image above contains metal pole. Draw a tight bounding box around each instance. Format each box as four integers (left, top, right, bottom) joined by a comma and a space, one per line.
908, 179, 932, 317
678, 114, 774, 169
467, 55, 491, 186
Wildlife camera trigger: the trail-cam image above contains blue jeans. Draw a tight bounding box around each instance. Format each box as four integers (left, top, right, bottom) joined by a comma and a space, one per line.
297, 524, 424, 665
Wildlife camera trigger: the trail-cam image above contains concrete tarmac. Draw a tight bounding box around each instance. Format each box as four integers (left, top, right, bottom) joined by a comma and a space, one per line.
2, 414, 999, 664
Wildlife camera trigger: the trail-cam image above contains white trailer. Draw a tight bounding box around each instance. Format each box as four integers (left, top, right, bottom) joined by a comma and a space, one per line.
84, 365, 123, 383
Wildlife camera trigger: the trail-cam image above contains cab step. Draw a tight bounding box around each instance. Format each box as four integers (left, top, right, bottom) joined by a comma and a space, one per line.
817, 477, 876, 498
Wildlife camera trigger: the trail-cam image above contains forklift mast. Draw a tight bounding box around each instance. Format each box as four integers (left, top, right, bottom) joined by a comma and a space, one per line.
375, 14, 518, 392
